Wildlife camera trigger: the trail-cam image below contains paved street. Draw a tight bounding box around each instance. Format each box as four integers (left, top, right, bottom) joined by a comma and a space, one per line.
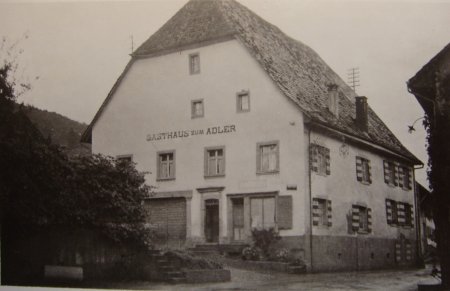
84, 265, 439, 291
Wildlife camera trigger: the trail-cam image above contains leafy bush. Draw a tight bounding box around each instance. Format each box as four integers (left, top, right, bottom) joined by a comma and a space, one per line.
251, 228, 281, 257
165, 250, 223, 269
241, 246, 262, 261
272, 248, 290, 262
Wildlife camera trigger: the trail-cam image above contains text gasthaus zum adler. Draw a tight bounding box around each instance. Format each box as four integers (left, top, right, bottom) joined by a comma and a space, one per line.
146, 125, 236, 141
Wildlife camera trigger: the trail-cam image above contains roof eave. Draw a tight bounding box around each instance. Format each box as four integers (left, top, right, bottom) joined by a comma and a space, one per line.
305, 119, 423, 166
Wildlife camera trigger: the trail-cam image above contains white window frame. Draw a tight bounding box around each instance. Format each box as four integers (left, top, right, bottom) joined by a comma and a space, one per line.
256, 141, 280, 174
189, 53, 200, 75
204, 146, 225, 177
250, 196, 276, 230
157, 150, 175, 181
237, 90, 250, 113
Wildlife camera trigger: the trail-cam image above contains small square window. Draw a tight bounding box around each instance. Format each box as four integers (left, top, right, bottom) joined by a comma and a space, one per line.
157, 151, 175, 180
257, 141, 279, 174
312, 198, 332, 227
191, 99, 204, 118
399, 165, 412, 190
189, 53, 200, 74
351, 205, 372, 233
237, 91, 250, 112
311, 145, 330, 176
356, 156, 371, 184
205, 147, 225, 177
358, 207, 369, 231
383, 160, 398, 186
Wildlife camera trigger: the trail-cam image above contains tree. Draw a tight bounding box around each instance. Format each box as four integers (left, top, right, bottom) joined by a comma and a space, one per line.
1, 37, 154, 255
423, 80, 450, 288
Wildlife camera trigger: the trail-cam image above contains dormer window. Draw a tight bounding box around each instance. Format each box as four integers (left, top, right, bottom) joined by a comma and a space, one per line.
189, 53, 200, 74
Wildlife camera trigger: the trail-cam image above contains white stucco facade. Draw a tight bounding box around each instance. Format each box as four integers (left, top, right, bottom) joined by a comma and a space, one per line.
91, 38, 418, 270
92, 39, 308, 242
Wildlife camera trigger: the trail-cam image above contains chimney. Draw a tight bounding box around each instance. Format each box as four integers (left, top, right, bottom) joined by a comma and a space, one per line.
327, 84, 339, 117
355, 96, 368, 132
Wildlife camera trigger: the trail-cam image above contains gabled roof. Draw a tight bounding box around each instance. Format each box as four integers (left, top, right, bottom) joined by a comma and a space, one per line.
82, 0, 420, 164
408, 42, 450, 113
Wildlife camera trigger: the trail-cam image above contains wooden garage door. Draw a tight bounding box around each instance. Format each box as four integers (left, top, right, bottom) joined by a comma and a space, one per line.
145, 198, 186, 245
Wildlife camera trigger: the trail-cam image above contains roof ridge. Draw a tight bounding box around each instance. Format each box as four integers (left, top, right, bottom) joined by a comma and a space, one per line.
82, 0, 421, 163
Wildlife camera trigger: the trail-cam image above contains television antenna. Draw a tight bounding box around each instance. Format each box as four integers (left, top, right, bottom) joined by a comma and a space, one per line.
347, 67, 360, 93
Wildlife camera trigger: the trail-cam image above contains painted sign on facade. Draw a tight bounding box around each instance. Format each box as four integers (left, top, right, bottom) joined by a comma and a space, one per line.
146, 125, 236, 141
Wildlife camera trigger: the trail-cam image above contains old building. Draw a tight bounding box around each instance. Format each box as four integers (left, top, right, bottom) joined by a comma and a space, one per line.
82, 0, 421, 271
408, 42, 450, 284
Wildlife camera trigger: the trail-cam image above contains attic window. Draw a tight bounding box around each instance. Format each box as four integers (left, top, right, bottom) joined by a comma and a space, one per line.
191, 99, 204, 118
237, 91, 250, 112
189, 53, 200, 75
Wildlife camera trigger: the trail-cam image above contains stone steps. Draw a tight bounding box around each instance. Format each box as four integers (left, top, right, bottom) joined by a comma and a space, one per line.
153, 252, 186, 283
189, 243, 249, 255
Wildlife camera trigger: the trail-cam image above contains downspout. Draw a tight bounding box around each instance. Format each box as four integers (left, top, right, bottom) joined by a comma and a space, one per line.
414, 164, 425, 265
308, 128, 314, 272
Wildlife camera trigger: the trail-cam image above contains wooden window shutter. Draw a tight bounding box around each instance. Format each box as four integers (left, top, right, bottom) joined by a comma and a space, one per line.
312, 198, 319, 226
394, 163, 399, 186
326, 199, 332, 227
256, 144, 261, 173
310, 145, 318, 173
367, 160, 372, 184
367, 208, 373, 233
356, 157, 363, 182
405, 241, 412, 261
395, 242, 402, 263
386, 199, 393, 225
397, 202, 406, 226
409, 203, 414, 228
351, 205, 360, 232
204, 149, 208, 176
277, 195, 292, 229
383, 160, 390, 184
398, 166, 404, 188
276, 142, 280, 172
408, 168, 413, 190
325, 148, 331, 175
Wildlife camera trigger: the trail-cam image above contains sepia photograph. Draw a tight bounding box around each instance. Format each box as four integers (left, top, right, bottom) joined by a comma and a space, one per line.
1, 0, 449, 290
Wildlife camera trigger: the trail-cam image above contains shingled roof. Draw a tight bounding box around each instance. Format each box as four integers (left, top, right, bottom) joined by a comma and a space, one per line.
83, 0, 420, 164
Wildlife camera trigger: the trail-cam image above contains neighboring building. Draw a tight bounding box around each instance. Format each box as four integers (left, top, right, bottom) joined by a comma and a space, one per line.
408, 42, 450, 279
416, 182, 436, 259
82, 0, 422, 271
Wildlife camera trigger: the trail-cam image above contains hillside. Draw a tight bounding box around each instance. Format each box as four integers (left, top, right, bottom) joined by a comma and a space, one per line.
19, 104, 91, 156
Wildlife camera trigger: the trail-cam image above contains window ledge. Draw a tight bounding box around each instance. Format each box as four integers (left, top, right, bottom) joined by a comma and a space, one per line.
386, 183, 397, 188
359, 180, 372, 186
256, 170, 280, 175
315, 225, 331, 229
157, 177, 176, 182
204, 174, 226, 179
313, 172, 329, 177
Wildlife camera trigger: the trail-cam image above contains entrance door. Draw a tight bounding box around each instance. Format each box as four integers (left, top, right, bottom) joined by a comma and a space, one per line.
232, 198, 244, 241
205, 199, 219, 243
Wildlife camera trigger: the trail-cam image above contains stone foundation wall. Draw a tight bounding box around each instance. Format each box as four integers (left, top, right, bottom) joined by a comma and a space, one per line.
311, 235, 416, 272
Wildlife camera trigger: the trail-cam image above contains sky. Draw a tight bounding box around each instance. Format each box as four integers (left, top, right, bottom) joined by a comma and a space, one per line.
1, 0, 449, 187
